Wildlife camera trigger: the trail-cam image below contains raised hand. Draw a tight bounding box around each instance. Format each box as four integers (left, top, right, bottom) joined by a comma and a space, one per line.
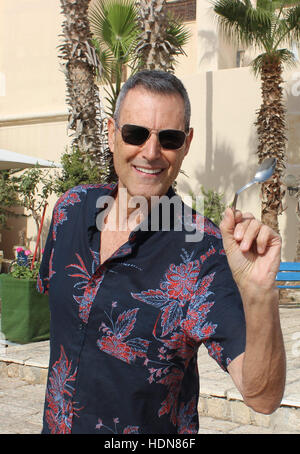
219, 207, 282, 293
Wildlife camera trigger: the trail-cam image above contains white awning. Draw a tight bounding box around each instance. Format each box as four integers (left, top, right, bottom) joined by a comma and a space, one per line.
0, 149, 62, 170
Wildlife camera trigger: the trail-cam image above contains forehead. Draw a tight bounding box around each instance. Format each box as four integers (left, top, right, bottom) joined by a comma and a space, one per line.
118, 87, 185, 129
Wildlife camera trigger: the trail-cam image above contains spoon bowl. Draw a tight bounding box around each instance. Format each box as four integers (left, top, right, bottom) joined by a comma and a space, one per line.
232, 157, 276, 211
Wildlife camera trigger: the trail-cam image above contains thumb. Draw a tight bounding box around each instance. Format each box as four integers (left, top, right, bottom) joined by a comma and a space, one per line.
220, 207, 236, 237
219, 207, 239, 253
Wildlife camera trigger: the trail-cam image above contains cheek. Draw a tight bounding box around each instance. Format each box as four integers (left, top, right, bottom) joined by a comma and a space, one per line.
113, 139, 139, 162
165, 151, 185, 173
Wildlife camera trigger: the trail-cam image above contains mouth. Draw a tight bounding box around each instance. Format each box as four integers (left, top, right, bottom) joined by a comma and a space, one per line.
133, 166, 164, 176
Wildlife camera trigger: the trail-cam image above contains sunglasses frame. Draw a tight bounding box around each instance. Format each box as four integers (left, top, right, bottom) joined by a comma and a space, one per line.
116, 122, 189, 150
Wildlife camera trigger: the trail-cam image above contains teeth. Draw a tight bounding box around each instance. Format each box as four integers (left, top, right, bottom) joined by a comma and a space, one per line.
135, 166, 162, 174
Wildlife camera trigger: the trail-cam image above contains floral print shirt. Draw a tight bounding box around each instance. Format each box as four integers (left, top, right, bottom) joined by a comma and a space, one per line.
37, 183, 246, 434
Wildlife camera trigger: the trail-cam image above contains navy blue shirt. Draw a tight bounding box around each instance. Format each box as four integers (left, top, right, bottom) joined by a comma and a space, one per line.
37, 183, 246, 434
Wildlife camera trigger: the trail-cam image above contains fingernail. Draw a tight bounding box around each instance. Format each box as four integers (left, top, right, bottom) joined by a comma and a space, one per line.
241, 240, 248, 249
225, 207, 231, 218
234, 225, 242, 238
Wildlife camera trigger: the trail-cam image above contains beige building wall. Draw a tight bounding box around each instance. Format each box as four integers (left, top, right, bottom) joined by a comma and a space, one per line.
1, 0, 300, 261
0, 0, 70, 162
174, 21, 198, 78
0, 0, 67, 116
177, 65, 300, 261
0, 0, 69, 257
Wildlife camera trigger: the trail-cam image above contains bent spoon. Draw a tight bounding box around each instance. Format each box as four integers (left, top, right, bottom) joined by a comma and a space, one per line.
232, 157, 277, 211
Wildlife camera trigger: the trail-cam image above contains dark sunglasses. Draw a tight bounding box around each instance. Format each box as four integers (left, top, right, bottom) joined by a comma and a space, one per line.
117, 123, 188, 150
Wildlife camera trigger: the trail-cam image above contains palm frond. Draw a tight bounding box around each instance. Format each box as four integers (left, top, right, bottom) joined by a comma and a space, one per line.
285, 4, 300, 42
252, 48, 296, 75
166, 14, 191, 51
91, 38, 114, 81
211, 0, 272, 47
89, 0, 139, 61
257, 0, 279, 13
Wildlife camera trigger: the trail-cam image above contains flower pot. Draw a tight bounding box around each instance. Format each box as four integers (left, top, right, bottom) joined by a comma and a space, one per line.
0, 274, 50, 344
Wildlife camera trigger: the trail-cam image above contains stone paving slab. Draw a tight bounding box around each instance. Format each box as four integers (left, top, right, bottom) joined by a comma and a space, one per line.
0, 376, 296, 435
0, 377, 44, 434
196, 307, 300, 432
0, 376, 299, 435
0, 340, 50, 368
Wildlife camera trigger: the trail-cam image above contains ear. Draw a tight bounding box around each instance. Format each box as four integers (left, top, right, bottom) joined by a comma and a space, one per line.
183, 127, 193, 158
107, 117, 116, 153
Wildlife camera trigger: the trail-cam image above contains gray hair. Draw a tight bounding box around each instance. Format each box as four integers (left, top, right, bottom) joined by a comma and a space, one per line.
113, 70, 191, 132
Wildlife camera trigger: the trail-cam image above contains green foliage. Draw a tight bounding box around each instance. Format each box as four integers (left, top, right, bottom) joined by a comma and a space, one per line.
89, 0, 140, 116
89, 0, 191, 117
9, 261, 40, 280
212, 0, 300, 74
0, 170, 20, 229
191, 186, 226, 226
0, 166, 56, 263
164, 13, 191, 59
13, 166, 54, 217
53, 147, 102, 195
0, 166, 53, 230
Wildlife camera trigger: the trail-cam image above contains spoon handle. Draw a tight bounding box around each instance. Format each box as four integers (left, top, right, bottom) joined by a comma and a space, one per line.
231, 179, 257, 212
232, 193, 239, 212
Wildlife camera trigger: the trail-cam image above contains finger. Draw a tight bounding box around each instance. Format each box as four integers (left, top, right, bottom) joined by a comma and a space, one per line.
221, 208, 244, 231
233, 209, 243, 222
233, 212, 255, 242
255, 225, 270, 254
239, 218, 263, 252
256, 225, 280, 255
220, 207, 236, 236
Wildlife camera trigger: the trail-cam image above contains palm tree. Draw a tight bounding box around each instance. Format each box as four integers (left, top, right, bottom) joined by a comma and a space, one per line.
59, 0, 112, 182
89, 0, 141, 117
136, 0, 191, 73
212, 0, 300, 233
89, 0, 191, 119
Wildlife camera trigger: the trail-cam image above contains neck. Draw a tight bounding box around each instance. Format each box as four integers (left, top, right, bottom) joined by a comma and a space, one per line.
107, 188, 149, 233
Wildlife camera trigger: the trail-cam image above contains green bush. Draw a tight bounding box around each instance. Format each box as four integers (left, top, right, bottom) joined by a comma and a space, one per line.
54, 147, 102, 195
9, 261, 40, 280
0, 170, 21, 229
191, 186, 226, 227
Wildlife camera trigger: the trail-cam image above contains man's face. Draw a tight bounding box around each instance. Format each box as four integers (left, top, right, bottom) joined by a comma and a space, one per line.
108, 87, 193, 202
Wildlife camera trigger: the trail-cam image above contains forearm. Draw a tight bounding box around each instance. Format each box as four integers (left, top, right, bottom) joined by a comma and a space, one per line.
240, 286, 286, 414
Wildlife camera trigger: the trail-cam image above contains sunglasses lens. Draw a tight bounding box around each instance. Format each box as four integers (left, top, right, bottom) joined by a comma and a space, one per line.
120, 124, 186, 150
159, 130, 186, 149
121, 125, 149, 145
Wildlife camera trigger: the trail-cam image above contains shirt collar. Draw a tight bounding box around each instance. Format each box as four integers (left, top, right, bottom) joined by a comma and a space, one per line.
89, 183, 179, 243
88, 182, 118, 230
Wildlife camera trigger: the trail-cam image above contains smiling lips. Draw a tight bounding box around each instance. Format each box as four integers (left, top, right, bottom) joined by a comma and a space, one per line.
134, 165, 164, 175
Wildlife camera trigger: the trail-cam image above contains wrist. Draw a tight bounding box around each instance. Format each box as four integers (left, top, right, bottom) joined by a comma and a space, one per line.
238, 283, 279, 306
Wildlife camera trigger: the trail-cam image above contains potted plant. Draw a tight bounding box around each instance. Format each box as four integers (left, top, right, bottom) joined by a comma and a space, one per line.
0, 166, 54, 344
0, 247, 50, 344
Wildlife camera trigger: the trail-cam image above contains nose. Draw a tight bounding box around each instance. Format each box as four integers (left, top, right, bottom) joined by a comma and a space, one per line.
140, 130, 162, 161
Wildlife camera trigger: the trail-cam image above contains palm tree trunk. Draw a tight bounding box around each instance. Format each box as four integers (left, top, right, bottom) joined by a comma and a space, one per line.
136, 0, 176, 72
255, 59, 287, 233
59, 0, 113, 182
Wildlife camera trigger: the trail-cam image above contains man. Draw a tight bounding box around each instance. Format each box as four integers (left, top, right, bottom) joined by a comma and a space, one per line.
38, 70, 285, 434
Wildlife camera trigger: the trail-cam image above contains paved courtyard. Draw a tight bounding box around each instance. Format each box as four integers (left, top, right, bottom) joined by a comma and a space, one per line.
0, 306, 300, 434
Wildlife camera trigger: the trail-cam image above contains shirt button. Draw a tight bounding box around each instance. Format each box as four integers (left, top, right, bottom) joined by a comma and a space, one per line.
79, 323, 84, 331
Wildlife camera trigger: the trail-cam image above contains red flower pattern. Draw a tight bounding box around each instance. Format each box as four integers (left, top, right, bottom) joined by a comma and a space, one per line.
45, 346, 82, 434
161, 260, 201, 303
97, 305, 150, 364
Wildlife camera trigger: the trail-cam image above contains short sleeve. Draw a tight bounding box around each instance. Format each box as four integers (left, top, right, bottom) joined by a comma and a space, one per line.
36, 211, 55, 295
183, 233, 246, 373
